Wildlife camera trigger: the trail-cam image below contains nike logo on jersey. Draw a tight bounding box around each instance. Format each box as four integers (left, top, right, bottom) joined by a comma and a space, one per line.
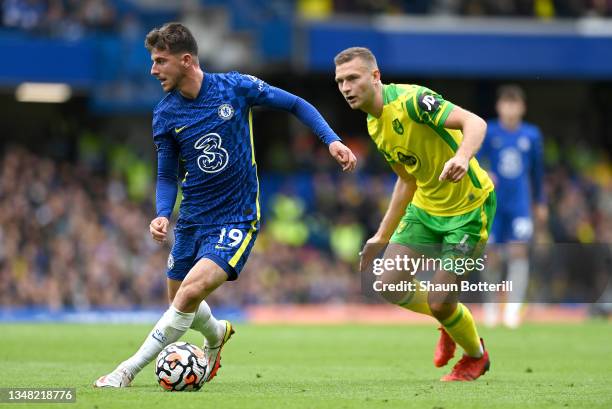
174, 125, 188, 134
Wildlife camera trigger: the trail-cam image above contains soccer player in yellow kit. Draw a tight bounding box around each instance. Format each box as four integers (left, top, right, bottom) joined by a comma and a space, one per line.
334, 47, 496, 381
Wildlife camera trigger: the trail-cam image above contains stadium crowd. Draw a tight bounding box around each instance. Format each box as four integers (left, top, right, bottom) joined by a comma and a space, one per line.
0, 135, 609, 309
332, 0, 612, 17
1, 0, 119, 36
3, 0, 612, 37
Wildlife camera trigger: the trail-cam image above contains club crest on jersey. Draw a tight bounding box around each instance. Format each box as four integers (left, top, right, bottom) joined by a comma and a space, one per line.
218, 104, 234, 120
392, 118, 404, 135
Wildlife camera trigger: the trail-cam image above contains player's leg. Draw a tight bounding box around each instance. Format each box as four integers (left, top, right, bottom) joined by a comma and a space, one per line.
168, 275, 228, 355
167, 278, 181, 303
428, 268, 482, 358
436, 191, 496, 381
163, 276, 228, 357
482, 216, 505, 327
375, 241, 459, 369
191, 220, 259, 381
504, 214, 533, 328
94, 258, 227, 388
375, 205, 440, 315
95, 226, 202, 388
172, 258, 234, 381
172, 258, 227, 311
374, 208, 461, 368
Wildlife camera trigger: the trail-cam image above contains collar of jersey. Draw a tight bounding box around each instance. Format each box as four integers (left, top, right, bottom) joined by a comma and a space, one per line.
367, 84, 389, 122
177, 72, 209, 102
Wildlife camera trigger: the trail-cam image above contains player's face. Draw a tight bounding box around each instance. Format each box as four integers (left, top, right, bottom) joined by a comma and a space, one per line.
335, 58, 378, 111
497, 98, 526, 123
150, 48, 185, 92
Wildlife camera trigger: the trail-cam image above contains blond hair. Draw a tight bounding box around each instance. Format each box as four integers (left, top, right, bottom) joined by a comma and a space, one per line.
334, 47, 378, 68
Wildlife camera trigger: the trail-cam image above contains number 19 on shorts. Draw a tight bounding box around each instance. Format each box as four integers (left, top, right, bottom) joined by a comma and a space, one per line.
218, 228, 244, 247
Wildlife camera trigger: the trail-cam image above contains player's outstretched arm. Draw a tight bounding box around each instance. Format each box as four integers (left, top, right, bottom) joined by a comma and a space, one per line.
152, 133, 179, 243
439, 106, 487, 183
280, 91, 357, 171
251, 82, 356, 171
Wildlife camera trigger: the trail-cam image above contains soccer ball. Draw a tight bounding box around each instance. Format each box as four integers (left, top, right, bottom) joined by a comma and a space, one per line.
155, 342, 208, 391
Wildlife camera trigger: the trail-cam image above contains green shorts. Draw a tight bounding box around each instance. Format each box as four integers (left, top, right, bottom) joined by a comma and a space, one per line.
390, 191, 497, 268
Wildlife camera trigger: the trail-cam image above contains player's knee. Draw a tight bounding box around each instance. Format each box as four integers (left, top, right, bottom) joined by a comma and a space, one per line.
378, 271, 413, 305
380, 289, 406, 305
174, 281, 210, 311
508, 244, 529, 259
428, 301, 456, 321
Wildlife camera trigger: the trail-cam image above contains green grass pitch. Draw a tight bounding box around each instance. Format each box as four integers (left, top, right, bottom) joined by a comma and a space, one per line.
1, 322, 611, 409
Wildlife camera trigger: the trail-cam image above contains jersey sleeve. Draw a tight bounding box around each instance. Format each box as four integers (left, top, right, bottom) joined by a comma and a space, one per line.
405, 86, 455, 128
152, 106, 169, 137
153, 132, 179, 218
237, 73, 341, 145
236, 73, 273, 106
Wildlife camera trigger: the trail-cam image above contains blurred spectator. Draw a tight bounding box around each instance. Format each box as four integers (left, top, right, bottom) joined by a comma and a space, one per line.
331, 0, 610, 17
79, 0, 115, 31
2, 0, 47, 30
2, 0, 118, 38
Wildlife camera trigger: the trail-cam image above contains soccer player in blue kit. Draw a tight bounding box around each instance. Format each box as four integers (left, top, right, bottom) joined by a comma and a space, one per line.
94, 23, 356, 387
478, 85, 547, 328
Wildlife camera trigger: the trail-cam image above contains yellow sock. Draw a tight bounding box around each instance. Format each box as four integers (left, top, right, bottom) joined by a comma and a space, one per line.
441, 303, 482, 357
397, 280, 433, 317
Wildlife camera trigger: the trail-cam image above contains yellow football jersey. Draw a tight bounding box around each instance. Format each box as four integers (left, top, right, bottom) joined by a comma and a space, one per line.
367, 83, 494, 216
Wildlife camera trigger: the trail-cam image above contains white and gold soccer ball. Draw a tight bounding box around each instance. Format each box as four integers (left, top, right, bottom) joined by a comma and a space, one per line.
155, 342, 207, 391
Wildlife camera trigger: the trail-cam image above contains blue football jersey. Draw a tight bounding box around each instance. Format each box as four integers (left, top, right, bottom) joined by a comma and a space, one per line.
152, 72, 274, 226
478, 120, 544, 212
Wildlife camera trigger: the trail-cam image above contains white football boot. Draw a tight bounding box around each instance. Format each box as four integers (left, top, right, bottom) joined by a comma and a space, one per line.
94, 365, 134, 388
203, 320, 235, 382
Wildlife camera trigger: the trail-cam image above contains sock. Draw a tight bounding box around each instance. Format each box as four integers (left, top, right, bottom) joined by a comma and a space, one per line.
122, 306, 195, 375
483, 302, 500, 327
397, 280, 434, 317
483, 260, 502, 326
441, 303, 483, 358
190, 300, 225, 346
505, 258, 529, 326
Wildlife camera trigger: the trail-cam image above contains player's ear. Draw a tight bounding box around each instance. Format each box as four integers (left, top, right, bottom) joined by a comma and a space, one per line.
181, 53, 192, 68
372, 68, 381, 83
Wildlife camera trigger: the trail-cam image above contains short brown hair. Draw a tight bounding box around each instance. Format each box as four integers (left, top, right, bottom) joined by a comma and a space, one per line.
334, 47, 378, 68
145, 22, 198, 56
497, 84, 526, 102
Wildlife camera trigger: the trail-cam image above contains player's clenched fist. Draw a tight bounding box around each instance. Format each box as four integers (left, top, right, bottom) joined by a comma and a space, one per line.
150, 216, 169, 243
439, 155, 469, 183
329, 141, 357, 172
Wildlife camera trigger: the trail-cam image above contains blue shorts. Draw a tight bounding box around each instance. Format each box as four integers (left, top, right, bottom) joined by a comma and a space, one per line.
166, 220, 259, 281
490, 206, 533, 243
